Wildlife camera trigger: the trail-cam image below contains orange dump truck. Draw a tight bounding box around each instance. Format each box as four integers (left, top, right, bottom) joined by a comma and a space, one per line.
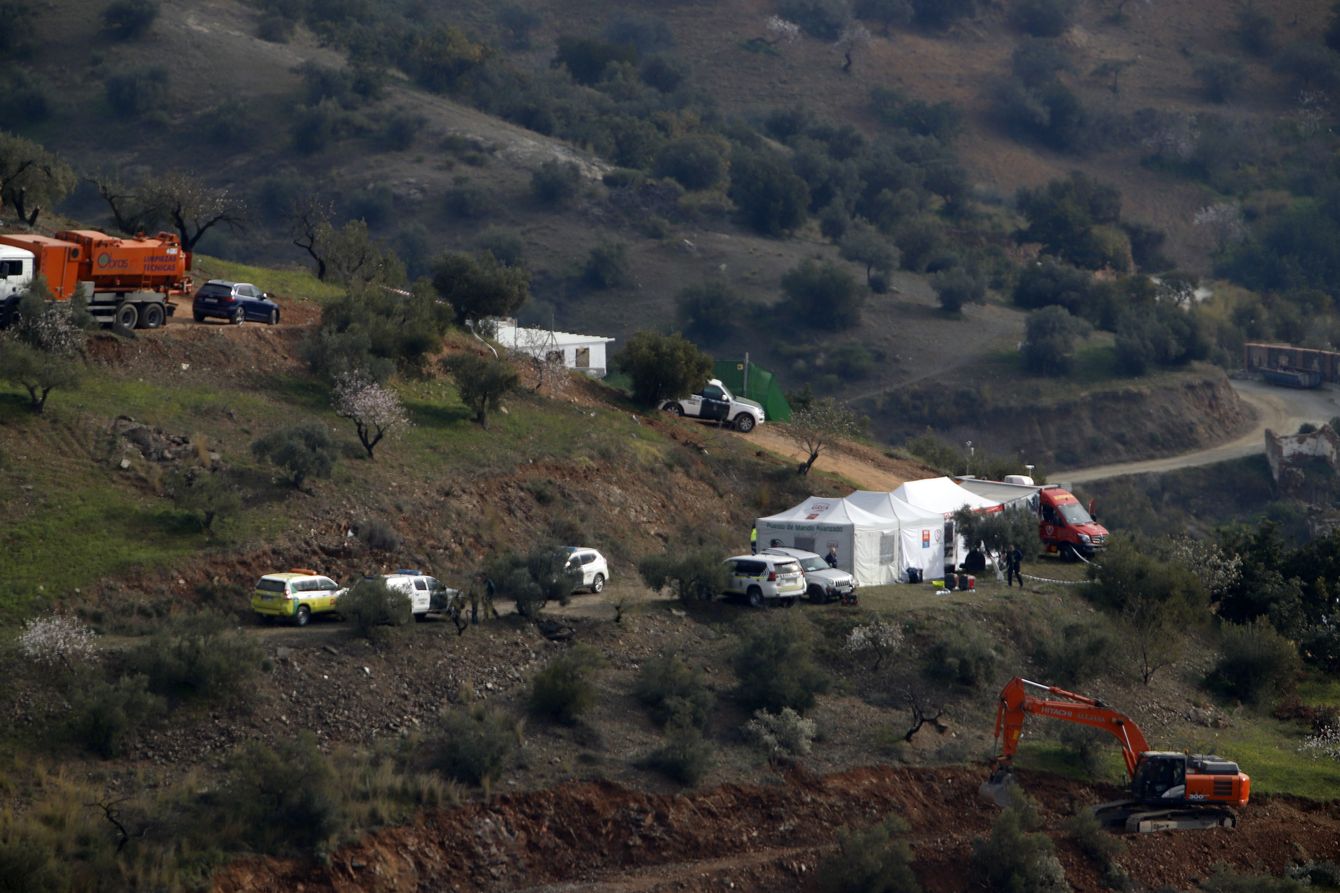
0, 229, 192, 329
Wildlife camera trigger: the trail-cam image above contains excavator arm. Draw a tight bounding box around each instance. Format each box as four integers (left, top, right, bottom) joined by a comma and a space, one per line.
993, 676, 1152, 779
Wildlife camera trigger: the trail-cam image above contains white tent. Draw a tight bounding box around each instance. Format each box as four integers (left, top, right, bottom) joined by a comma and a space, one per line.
845, 491, 947, 580
889, 477, 1003, 573
754, 497, 902, 586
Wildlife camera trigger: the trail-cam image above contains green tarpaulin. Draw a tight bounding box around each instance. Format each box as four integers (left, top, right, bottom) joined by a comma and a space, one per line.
714, 360, 791, 423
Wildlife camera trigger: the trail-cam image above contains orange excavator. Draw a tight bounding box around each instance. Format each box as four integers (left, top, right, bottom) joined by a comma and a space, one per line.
985, 677, 1251, 832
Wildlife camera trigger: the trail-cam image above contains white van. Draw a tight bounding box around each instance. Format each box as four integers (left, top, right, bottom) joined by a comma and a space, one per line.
380, 570, 458, 620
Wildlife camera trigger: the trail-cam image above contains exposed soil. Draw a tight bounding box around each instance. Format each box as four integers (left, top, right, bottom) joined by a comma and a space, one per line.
212, 765, 1340, 893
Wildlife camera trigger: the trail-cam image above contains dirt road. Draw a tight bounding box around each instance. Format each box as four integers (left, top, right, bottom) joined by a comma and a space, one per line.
746, 426, 930, 491
1054, 378, 1340, 484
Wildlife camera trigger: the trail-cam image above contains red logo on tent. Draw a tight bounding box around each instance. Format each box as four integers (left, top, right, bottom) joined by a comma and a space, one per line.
805, 502, 829, 520
921, 530, 930, 548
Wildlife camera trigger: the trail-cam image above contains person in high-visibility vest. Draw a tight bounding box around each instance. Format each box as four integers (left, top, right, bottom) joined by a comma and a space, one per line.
750, 526, 757, 554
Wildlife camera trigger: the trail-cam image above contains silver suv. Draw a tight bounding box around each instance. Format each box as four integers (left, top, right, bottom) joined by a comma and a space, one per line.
763, 547, 858, 604
722, 554, 805, 607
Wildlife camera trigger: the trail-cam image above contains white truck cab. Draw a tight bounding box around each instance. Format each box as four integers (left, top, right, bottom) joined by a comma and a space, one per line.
661, 379, 765, 433
381, 570, 458, 620
0, 244, 34, 306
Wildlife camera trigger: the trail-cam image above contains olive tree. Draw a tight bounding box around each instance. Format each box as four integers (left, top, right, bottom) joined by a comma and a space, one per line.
432, 251, 530, 327
0, 131, 75, 227
444, 353, 519, 429
251, 424, 337, 491
615, 331, 712, 407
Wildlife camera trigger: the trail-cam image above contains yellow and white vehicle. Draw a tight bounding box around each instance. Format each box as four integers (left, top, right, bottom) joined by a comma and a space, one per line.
722, 554, 805, 607
252, 569, 346, 626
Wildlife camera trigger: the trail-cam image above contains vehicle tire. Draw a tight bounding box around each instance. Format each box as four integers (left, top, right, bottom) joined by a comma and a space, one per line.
294, 605, 311, 627
808, 584, 827, 604
734, 413, 756, 433
193, 311, 206, 323
414, 612, 427, 623
747, 586, 764, 608
140, 302, 165, 329
268, 309, 279, 326
666, 403, 684, 416
231, 307, 244, 325
591, 573, 605, 594
781, 596, 795, 608
113, 302, 139, 330
1060, 543, 1078, 562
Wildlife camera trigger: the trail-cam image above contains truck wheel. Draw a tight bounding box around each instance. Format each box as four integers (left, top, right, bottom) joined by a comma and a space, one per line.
747, 586, 764, 608
113, 303, 139, 330
294, 605, 311, 627
231, 308, 244, 325
734, 414, 756, 433
140, 303, 165, 329
666, 403, 684, 416
591, 573, 605, 593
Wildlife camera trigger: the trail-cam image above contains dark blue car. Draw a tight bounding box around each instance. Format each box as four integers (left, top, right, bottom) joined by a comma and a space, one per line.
192, 280, 280, 325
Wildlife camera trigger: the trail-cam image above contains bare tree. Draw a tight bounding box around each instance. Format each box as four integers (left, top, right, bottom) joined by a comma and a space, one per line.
322, 219, 404, 287
509, 325, 571, 394
89, 171, 159, 234
836, 23, 871, 74
783, 397, 865, 475
143, 171, 246, 251
332, 372, 411, 459
289, 196, 335, 281
901, 687, 948, 743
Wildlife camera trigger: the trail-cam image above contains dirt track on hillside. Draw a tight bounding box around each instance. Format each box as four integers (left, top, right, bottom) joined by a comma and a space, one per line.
212, 766, 1340, 893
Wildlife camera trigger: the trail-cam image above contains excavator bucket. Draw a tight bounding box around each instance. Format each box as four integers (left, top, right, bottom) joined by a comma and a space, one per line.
978, 767, 1021, 808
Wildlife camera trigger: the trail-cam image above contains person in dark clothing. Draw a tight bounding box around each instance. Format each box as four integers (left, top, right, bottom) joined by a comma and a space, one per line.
1006, 544, 1024, 588
826, 545, 839, 568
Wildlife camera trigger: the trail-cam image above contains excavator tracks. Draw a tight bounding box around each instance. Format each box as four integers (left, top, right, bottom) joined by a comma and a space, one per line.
1092, 799, 1239, 833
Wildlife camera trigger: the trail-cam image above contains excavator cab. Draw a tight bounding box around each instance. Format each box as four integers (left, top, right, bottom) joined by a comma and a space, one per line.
1131, 753, 1188, 803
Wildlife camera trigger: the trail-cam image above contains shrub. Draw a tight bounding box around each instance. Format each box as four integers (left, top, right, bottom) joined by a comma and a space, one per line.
640, 722, 714, 785
1196, 56, 1246, 104
104, 65, 169, 118
633, 653, 715, 728
257, 12, 294, 42
1208, 618, 1300, 707
818, 816, 921, 893
382, 110, 425, 150
614, 330, 712, 406
554, 36, 638, 86
496, 4, 539, 49
167, 467, 241, 532
732, 613, 829, 713
66, 673, 162, 757
781, 259, 864, 329
1064, 808, 1126, 885
357, 517, 402, 552
728, 148, 810, 236
1010, 0, 1075, 37
640, 55, 687, 93
337, 578, 412, 639
777, 0, 850, 39
443, 353, 519, 430
251, 423, 338, 489
654, 136, 727, 191
125, 612, 262, 705
971, 799, 1071, 893
1235, 5, 1275, 56
924, 624, 997, 689
488, 547, 577, 618
853, 0, 914, 32
531, 160, 582, 206
744, 707, 817, 758
102, 0, 159, 40
529, 645, 602, 724
638, 549, 731, 604
477, 227, 525, 266
216, 732, 340, 856
429, 706, 517, 789
1021, 305, 1091, 377
1037, 622, 1116, 687
432, 250, 530, 326
676, 281, 744, 343
445, 182, 493, 219
582, 242, 632, 289
932, 268, 985, 314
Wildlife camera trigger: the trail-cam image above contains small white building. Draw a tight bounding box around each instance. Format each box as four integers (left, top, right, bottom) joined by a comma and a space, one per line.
492, 319, 615, 378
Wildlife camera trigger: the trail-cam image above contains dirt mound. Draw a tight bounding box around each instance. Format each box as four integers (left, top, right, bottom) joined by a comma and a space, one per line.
211, 766, 1340, 893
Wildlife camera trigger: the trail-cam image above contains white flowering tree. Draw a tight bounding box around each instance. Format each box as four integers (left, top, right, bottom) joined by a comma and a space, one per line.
17, 614, 97, 670
764, 15, 801, 46
1193, 202, 1248, 251
844, 618, 903, 670
744, 707, 816, 758
332, 372, 411, 459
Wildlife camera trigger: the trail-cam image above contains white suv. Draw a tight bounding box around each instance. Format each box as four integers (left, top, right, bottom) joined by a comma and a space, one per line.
380, 570, 459, 620
563, 547, 609, 593
763, 547, 858, 604
722, 554, 805, 607
661, 379, 764, 433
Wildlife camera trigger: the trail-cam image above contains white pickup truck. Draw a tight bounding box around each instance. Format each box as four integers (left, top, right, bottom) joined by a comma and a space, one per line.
661, 379, 765, 433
